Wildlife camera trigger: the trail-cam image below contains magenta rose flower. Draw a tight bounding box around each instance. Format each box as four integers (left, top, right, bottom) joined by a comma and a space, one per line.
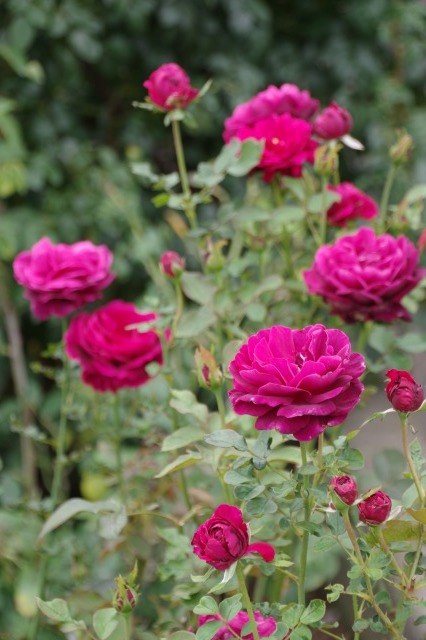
198, 611, 277, 640
233, 113, 318, 182
12, 237, 114, 320
326, 183, 379, 227
329, 475, 358, 507
143, 63, 199, 111
313, 101, 353, 140
228, 324, 365, 442
386, 369, 424, 413
191, 504, 275, 570
159, 250, 185, 278
223, 83, 319, 142
358, 491, 392, 526
304, 228, 426, 323
65, 300, 164, 392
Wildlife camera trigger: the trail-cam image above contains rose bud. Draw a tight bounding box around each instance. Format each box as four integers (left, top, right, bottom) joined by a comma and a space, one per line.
195, 345, 223, 390
389, 131, 414, 166
386, 369, 424, 413
143, 63, 199, 111
313, 102, 353, 140
329, 475, 358, 508
314, 143, 340, 177
159, 250, 185, 278
191, 504, 275, 570
113, 573, 138, 614
358, 491, 392, 526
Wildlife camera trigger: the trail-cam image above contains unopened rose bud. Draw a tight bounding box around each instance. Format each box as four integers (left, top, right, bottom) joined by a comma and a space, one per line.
329, 475, 358, 508
314, 143, 340, 177
313, 102, 353, 140
202, 239, 226, 273
159, 251, 185, 278
358, 491, 392, 526
143, 63, 199, 111
113, 566, 139, 614
195, 345, 223, 390
386, 369, 424, 413
389, 131, 414, 166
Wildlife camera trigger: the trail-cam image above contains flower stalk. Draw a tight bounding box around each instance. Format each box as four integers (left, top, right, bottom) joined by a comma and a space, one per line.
171, 118, 197, 229
399, 413, 425, 506
298, 442, 311, 606
236, 562, 260, 640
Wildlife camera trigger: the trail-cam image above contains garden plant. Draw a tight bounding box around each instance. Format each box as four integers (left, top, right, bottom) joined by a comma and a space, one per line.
3, 61, 426, 640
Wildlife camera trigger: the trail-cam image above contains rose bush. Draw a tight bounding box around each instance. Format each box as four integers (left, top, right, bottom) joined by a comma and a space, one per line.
304, 227, 426, 323
65, 300, 164, 392
191, 504, 275, 570
13, 237, 114, 320
228, 324, 365, 441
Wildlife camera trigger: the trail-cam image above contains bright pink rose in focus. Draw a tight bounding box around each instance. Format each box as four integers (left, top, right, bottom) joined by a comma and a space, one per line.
13, 237, 114, 320
326, 183, 379, 227
234, 113, 318, 182
358, 491, 392, 526
143, 63, 199, 111
159, 250, 185, 277
313, 101, 353, 139
191, 504, 275, 570
386, 369, 424, 413
223, 83, 319, 142
229, 324, 365, 442
65, 300, 164, 392
198, 611, 277, 640
304, 227, 426, 323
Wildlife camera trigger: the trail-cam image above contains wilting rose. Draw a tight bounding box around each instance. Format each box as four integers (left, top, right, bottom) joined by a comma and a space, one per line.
143, 63, 199, 111
326, 183, 379, 227
191, 504, 275, 570
159, 250, 185, 277
223, 83, 319, 142
386, 369, 424, 412
13, 237, 114, 320
358, 491, 392, 526
65, 300, 164, 392
198, 611, 277, 640
233, 113, 318, 182
329, 475, 358, 507
228, 324, 365, 442
313, 102, 353, 139
304, 228, 426, 323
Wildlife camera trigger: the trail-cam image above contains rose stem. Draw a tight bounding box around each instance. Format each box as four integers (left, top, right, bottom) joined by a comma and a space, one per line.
114, 393, 126, 506
236, 562, 260, 640
375, 529, 409, 588
399, 413, 425, 507
272, 177, 293, 278
298, 441, 311, 606
319, 176, 329, 246
342, 510, 405, 640
172, 277, 185, 335
352, 594, 360, 640
215, 389, 227, 430
171, 118, 197, 229
377, 163, 398, 233
408, 524, 423, 589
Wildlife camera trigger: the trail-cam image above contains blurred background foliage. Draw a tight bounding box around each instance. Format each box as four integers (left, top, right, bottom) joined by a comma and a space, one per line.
1, 0, 426, 635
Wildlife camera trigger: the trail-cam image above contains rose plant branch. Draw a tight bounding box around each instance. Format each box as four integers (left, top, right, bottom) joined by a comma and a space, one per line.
298, 441, 312, 606
236, 562, 261, 640
171, 118, 197, 229
399, 413, 425, 506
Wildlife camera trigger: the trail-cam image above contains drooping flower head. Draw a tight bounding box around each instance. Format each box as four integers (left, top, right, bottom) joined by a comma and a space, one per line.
198, 611, 277, 640
313, 101, 353, 140
65, 300, 165, 392
223, 83, 319, 142
232, 113, 318, 182
143, 63, 199, 111
229, 324, 365, 442
386, 369, 424, 413
304, 228, 426, 323
358, 491, 392, 526
326, 183, 379, 228
13, 237, 114, 320
191, 504, 275, 571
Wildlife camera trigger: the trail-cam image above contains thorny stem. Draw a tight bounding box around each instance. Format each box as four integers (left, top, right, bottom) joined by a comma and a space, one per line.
298, 442, 311, 606
408, 524, 424, 588
353, 593, 360, 640
236, 562, 260, 640
171, 118, 197, 229
215, 389, 227, 429
319, 176, 328, 245
172, 278, 185, 335
376, 529, 409, 588
51, 319, 70, 507
399, 413, 425, 507
113, 393, 127, 506
342, 511, 405, 639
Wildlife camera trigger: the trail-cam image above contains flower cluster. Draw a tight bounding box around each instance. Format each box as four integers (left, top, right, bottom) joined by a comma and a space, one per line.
198, 611, 277, 640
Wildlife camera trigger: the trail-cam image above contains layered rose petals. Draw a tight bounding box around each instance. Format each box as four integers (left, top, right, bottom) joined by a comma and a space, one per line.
304, 228, 426, 323
229, 324, 365, 442
143, 63, 199, 111
326, 183, 379, 227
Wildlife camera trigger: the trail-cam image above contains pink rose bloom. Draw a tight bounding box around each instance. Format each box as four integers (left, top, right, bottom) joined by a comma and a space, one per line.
65, 300, 164, 392
191, 504, 275, 570
143, 63, 199, 111
198, 611, 277, 640
234, 113, 318, 182
313, 101, 353, 139
159, 250, 185, 277
329, 475, 358, 507
13, 237, 114, 320
224, 84, 319, 142
358, 491, 392, 526
326, 183, 379, 227
229, 324, 365, 442
304, 227, 426, 323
